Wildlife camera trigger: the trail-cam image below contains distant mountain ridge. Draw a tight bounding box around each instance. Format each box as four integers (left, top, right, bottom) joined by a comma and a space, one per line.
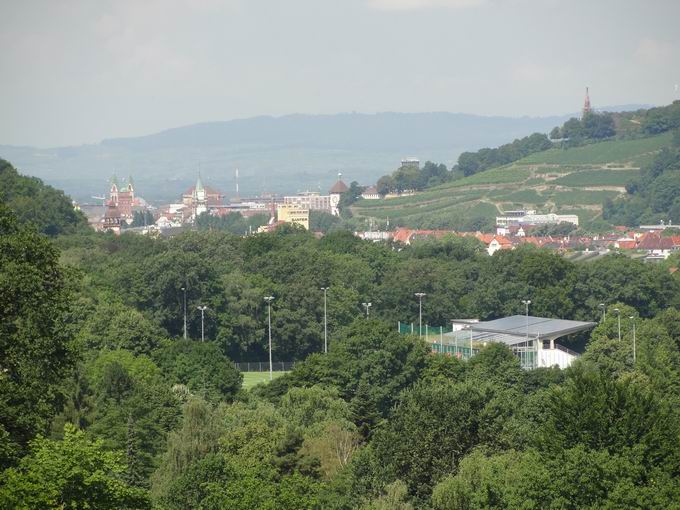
100, 112, 569, 151
0, 107, 652, 203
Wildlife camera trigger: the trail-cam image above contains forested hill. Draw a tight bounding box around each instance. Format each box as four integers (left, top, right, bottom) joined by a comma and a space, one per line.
0, 158, 87, 236
351, 101, 680, 231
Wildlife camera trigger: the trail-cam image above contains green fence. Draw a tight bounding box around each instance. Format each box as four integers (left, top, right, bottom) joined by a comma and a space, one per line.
398, 322, 454, 337
430, 342, 479, 359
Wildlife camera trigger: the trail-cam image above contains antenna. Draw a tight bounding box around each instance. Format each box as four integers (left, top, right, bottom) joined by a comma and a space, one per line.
235, 168, 239, 196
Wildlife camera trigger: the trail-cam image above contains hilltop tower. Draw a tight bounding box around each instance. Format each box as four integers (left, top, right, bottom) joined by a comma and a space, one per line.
582, 87, 592, 116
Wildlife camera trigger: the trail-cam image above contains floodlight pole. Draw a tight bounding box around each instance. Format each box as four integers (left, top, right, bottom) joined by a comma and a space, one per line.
362, 302, 372, 318
522, 299, 531, 342
181, 286, 187, 340
469, 325, 473, 359
629, 316, 636, 364
196, 305, 208, 342
264, 296, 275, 380
598, 303, 606, 323
613, 308, 621, 341
321, 287, 329, 353
415, 293, 426, 337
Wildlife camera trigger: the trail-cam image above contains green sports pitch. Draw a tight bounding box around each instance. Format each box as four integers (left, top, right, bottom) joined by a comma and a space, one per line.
242, 371, 287, 389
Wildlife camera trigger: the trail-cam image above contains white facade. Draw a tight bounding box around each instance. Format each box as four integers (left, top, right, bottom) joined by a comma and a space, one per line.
496, 209, 579, 228
284, 192, 332, 212
537, 342, 578, 369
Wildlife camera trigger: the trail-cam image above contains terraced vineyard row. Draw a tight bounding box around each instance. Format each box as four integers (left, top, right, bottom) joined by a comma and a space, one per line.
350, 132, 670, 230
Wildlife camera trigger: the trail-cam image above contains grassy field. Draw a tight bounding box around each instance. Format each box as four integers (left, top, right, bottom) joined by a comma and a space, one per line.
242, 371, 287, 389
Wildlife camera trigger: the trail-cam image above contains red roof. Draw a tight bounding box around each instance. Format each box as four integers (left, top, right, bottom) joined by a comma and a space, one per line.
617, 240, 637, 250
392, 228, 413, 243
492, 235, 513, 247
475, 233, 495, 244
329, 180, 349, 194
638, 232, 674, 250
391, 228, 454, 244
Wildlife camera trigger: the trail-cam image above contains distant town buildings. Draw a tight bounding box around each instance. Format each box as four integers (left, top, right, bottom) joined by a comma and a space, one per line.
496, 209, 579, 236
284, 191, 333, 212
328, 174, 349, 216
96, 175, 148, 234
182, 174, 223, 219
276, 203, 310, 230
361, 185, 380, 200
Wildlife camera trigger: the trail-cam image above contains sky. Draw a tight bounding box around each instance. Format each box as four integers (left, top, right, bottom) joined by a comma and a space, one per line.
2, 0, 679, 148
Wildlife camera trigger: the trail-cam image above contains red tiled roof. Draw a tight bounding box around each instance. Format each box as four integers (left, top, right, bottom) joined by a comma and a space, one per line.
392, 228, 413, 243
329, 180, 349, 194
617, 240, 637, 250
638, 232, 674, 250
492, 235, 513, 247
476, 233, 495, 244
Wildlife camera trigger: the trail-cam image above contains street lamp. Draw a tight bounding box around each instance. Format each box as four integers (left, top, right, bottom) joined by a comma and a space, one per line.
181, 286, 187, 340
521, 299, 532, 342
196, 305, 208, 342
629, 315, 636, 364
264, 296, 275, 381
598, 303, 606, 323
362, 302, 372, 318
415, 293, 426, 337
613, 308, 621, 341
321, 287, 329, 354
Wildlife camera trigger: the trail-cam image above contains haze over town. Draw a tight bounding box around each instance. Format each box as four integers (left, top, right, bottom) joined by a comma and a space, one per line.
2, 0, 679, 148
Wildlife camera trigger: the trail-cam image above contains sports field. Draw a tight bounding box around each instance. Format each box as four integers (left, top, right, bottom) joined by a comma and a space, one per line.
242, 371, 287, 389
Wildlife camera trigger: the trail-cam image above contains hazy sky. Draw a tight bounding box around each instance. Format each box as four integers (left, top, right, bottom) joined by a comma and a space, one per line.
2, 0, 679, 147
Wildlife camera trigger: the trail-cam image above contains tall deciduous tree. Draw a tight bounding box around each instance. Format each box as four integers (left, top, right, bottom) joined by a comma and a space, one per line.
0, 205, 77, 468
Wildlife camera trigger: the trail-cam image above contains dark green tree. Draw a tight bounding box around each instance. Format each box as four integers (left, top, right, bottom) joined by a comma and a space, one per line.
0, 205, 77, 467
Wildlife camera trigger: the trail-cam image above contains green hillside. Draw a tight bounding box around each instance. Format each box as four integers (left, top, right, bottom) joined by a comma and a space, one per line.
0, 158, 88, 236
350, 132, 672, 231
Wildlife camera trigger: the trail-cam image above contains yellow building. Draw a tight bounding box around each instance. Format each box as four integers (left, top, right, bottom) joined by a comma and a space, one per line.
276, 204, 309, 230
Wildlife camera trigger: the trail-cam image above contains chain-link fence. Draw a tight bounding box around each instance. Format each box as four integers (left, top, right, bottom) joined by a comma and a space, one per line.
398, 322, 454, 337
234, 361, 296, 372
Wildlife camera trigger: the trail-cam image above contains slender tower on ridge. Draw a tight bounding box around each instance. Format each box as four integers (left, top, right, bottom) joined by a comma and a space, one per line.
582, 87, 592, 116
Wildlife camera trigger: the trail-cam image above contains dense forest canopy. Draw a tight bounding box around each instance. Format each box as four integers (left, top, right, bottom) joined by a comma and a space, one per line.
0, 159, 88, 236
2, 119, 680, 509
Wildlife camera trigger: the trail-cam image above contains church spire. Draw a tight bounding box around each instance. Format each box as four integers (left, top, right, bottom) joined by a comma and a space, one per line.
583, 87, 592, 116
